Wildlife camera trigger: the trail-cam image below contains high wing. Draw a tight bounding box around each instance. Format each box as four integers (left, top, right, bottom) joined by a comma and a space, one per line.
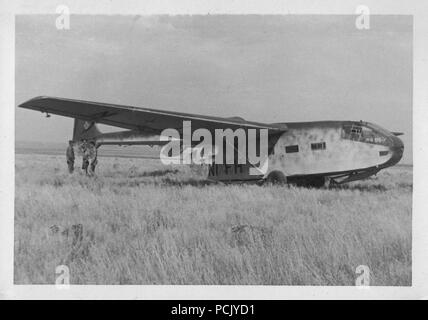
19, 96, 287, 134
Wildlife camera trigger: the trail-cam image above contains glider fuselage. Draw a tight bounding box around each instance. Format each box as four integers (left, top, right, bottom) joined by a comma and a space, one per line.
208, 120, 404, 185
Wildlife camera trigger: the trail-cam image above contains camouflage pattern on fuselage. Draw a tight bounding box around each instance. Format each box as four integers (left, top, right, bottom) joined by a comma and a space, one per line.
207, 120, 404, 184
267, 121, 404, 178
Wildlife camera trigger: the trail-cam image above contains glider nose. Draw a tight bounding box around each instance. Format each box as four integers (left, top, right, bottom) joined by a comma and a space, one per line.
389, 135, 404, 166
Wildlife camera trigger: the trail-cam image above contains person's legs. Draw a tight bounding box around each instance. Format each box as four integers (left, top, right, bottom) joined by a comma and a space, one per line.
90, 157, 98, 175
67, 160, 74, 173
88, 145, 98, 176
82, 157, 89, 175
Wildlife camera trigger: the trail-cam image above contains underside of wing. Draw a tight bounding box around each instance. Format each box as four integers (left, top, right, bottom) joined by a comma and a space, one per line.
18, 96, 287, 134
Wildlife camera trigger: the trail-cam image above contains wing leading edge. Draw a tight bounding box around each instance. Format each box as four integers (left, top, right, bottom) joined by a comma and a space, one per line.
19, 96, 287, 134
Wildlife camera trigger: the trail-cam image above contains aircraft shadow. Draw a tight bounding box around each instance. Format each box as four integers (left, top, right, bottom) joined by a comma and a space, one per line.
128, 169, 180, 178
112, 176, 217, 188
160, 178, 218, 187
330, 183, 388, 192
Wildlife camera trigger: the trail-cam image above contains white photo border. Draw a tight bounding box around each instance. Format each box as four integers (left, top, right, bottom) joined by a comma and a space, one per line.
1, 0, 427, 300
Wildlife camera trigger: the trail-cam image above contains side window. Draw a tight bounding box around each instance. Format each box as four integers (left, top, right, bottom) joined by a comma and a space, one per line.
311, 142, 326, 150
285, 145, 299, 153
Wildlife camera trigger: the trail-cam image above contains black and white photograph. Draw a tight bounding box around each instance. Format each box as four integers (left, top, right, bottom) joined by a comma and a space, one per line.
1, 0, 427, 300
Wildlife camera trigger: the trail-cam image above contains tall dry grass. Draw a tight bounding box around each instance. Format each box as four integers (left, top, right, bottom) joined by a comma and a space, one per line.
14, 154, 412, 285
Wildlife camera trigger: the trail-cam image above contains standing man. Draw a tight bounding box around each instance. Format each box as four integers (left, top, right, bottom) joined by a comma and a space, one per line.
80, 139, 90, 175
66, 140, 75, 173
88, 141, 98, 176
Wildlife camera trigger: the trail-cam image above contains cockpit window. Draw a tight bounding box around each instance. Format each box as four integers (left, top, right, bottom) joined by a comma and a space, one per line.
351, 126, 362, 134
342, 124, 387, 145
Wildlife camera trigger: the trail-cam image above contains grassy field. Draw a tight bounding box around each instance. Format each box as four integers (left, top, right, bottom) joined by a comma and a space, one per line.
14, 153, 412, 285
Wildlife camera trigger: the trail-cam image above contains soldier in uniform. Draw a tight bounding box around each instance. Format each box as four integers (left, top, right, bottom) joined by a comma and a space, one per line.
87, 141, 98, 176
82, 154, 90, 175
66, 140, 75, 173
80, 140, 90, 175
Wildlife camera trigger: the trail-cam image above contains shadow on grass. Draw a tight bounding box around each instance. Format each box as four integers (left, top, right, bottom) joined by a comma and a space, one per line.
160, 178, 218, 187
129, 169, 180, 178
331, 181, 412, 192
111, 177, 218, 188
330, 183, 388, 192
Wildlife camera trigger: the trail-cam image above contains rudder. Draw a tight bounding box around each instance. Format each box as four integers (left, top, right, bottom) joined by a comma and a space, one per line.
72, 119, 101, 142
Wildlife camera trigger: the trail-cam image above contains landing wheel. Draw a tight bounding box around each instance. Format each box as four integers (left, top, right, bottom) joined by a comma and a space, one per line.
265, 170, 287, 185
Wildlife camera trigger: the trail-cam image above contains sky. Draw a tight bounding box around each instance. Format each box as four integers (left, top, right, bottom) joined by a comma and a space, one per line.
15, 15, 413, 163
